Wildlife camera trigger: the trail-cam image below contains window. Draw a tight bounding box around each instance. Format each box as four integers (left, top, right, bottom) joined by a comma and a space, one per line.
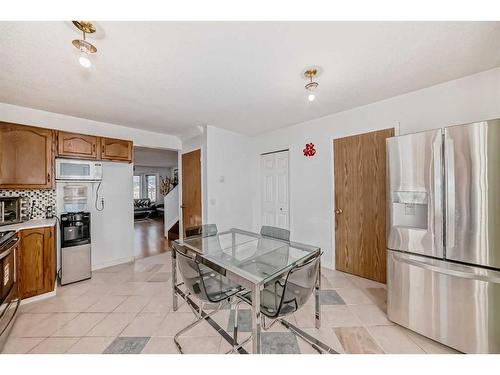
133, 173, 159, 201
133, 175, 141, 199
146, 175, 157, 202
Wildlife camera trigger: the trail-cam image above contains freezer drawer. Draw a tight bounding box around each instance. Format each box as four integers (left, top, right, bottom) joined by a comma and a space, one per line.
386, 129, 443, 258
387, 250, 500, 353
61, 244, 91, 285
445, 119, 500, 269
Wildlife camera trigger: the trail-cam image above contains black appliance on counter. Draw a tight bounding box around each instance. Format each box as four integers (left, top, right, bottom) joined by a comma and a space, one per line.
60, 212, 92, 285
0, 230, 20, 350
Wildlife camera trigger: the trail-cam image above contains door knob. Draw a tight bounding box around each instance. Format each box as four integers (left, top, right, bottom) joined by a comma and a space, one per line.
335, 208, 343, 215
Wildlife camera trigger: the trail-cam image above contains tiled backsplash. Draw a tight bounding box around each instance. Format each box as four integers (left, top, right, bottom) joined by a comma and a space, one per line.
0, 189, 56, 219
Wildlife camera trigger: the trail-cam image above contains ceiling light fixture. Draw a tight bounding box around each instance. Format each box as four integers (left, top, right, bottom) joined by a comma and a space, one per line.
72, 21, 97, 68
304, 68, 319, 102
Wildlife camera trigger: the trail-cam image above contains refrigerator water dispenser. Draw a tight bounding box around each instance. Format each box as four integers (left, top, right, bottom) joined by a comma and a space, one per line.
391, 191, 428, 229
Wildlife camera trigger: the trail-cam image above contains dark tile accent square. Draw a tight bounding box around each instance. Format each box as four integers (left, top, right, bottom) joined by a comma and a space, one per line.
320, 290, 345, 305
262, 332, 300, 354
227, 309, 252, 332
103, 337, 150, 354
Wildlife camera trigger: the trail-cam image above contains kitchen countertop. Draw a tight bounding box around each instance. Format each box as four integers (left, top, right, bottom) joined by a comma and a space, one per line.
0, 218, 57, 233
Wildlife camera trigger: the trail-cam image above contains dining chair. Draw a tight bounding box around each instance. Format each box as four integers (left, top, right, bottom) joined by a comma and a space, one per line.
260, 225, 290, 242
185, 224, 219, 238
230, 251, 322, 353
174, 248, 244, 353
174, 224, 247, 353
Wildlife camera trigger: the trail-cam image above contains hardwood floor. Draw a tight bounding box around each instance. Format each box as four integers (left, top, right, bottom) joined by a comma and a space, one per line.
133, 217, 170, 259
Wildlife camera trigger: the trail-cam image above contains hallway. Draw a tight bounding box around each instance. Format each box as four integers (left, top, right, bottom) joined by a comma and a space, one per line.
133, 218, 170, 258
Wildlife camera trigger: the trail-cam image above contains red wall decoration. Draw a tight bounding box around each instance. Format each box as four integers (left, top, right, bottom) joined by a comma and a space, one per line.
303, 143, 316, 157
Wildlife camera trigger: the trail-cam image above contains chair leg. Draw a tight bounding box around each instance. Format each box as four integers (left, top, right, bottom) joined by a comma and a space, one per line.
278, 319, 324, 354
232, 300, 242, 353
174, 302, 221, 354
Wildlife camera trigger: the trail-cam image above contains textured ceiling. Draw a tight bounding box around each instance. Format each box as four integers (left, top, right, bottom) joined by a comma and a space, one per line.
1, 21, 499, 137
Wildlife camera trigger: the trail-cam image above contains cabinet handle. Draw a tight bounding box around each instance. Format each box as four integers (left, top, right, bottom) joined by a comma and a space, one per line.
102, 145, 105, 154
93, 144, 96, 153
47, 173, 50, 183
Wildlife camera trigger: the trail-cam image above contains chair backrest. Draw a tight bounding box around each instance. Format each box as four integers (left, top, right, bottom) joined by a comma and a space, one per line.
185, 224, 218, 238
175, 248, 211, 301
260, 226, 290, 242
277, 252, 320, 316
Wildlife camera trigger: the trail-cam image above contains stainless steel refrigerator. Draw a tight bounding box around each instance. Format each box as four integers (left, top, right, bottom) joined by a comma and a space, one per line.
386, 119, 500, 354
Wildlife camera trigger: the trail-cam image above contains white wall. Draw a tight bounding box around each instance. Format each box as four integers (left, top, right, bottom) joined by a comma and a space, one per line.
56, 162, 134, 270
251, 67, 500, 269
164, 185, 179, 236
205, 126, 257, 232
0, 102, 181, 149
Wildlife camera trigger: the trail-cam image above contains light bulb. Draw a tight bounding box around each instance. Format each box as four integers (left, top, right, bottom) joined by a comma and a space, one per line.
79, 52, 91, 68
308, 92, 316, 102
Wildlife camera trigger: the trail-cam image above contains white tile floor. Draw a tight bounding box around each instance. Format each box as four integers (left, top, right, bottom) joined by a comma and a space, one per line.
1, 251, 459, 354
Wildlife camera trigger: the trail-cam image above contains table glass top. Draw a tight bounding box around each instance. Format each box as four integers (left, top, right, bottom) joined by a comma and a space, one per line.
174, 229, 319, 284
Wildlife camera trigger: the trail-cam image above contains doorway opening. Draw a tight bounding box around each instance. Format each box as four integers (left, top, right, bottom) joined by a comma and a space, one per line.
133, 146, 178, 258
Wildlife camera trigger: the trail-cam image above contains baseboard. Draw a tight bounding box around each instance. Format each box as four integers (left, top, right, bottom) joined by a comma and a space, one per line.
92, 256, 135, 271
20, 289, 57, 305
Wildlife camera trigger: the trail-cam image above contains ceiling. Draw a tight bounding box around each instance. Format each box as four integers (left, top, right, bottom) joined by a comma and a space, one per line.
134, 146, 177, 168
1, 22, 500, 138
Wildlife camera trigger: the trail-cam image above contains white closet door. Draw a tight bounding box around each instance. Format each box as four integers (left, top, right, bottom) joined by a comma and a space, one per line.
261, 151, 289, 230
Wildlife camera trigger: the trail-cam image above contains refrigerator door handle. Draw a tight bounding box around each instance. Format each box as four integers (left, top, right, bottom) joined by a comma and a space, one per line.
393, 253, 500, 283
432, 134, 444, 253
445, 136, 456, 249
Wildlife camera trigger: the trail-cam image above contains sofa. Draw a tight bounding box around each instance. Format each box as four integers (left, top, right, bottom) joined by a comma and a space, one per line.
133, 198, 156, 219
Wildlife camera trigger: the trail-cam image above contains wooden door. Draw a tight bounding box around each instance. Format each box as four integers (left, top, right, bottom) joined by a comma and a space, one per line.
333, 128, 394, 283
58, 131, 99, 159
181, 149, 202, 235
0, 123, 54, 189
261, 151, 289, 229
18, 226, 55, 299
100, 137, 133, 162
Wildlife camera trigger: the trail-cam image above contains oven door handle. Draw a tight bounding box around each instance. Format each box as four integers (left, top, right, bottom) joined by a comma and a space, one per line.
0, 298, 21, 337
0, 238, 19, 261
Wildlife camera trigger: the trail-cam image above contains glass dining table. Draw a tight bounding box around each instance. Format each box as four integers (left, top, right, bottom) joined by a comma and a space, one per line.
171, 228, 326, 354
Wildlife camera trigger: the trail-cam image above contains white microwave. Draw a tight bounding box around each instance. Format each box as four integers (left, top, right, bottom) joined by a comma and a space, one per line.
55, 159, 103, 181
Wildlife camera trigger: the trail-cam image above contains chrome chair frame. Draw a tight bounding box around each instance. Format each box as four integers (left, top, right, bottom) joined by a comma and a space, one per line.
229, 253, 325, 354
174, 224, 245, 354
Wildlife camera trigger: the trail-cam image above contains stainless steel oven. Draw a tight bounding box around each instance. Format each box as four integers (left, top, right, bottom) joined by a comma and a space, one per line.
0, 231, 20, 351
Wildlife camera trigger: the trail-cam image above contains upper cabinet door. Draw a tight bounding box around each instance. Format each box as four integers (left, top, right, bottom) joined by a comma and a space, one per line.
0, 123, 54, 189
100, 137, 133, 162
57, 131, 99, 159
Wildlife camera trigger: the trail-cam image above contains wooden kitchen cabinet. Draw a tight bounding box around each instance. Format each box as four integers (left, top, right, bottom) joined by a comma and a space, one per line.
17, 226, 56, 299
57, 131, 99, 159
100, 137, 133, 162
0, 122, 54, 189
